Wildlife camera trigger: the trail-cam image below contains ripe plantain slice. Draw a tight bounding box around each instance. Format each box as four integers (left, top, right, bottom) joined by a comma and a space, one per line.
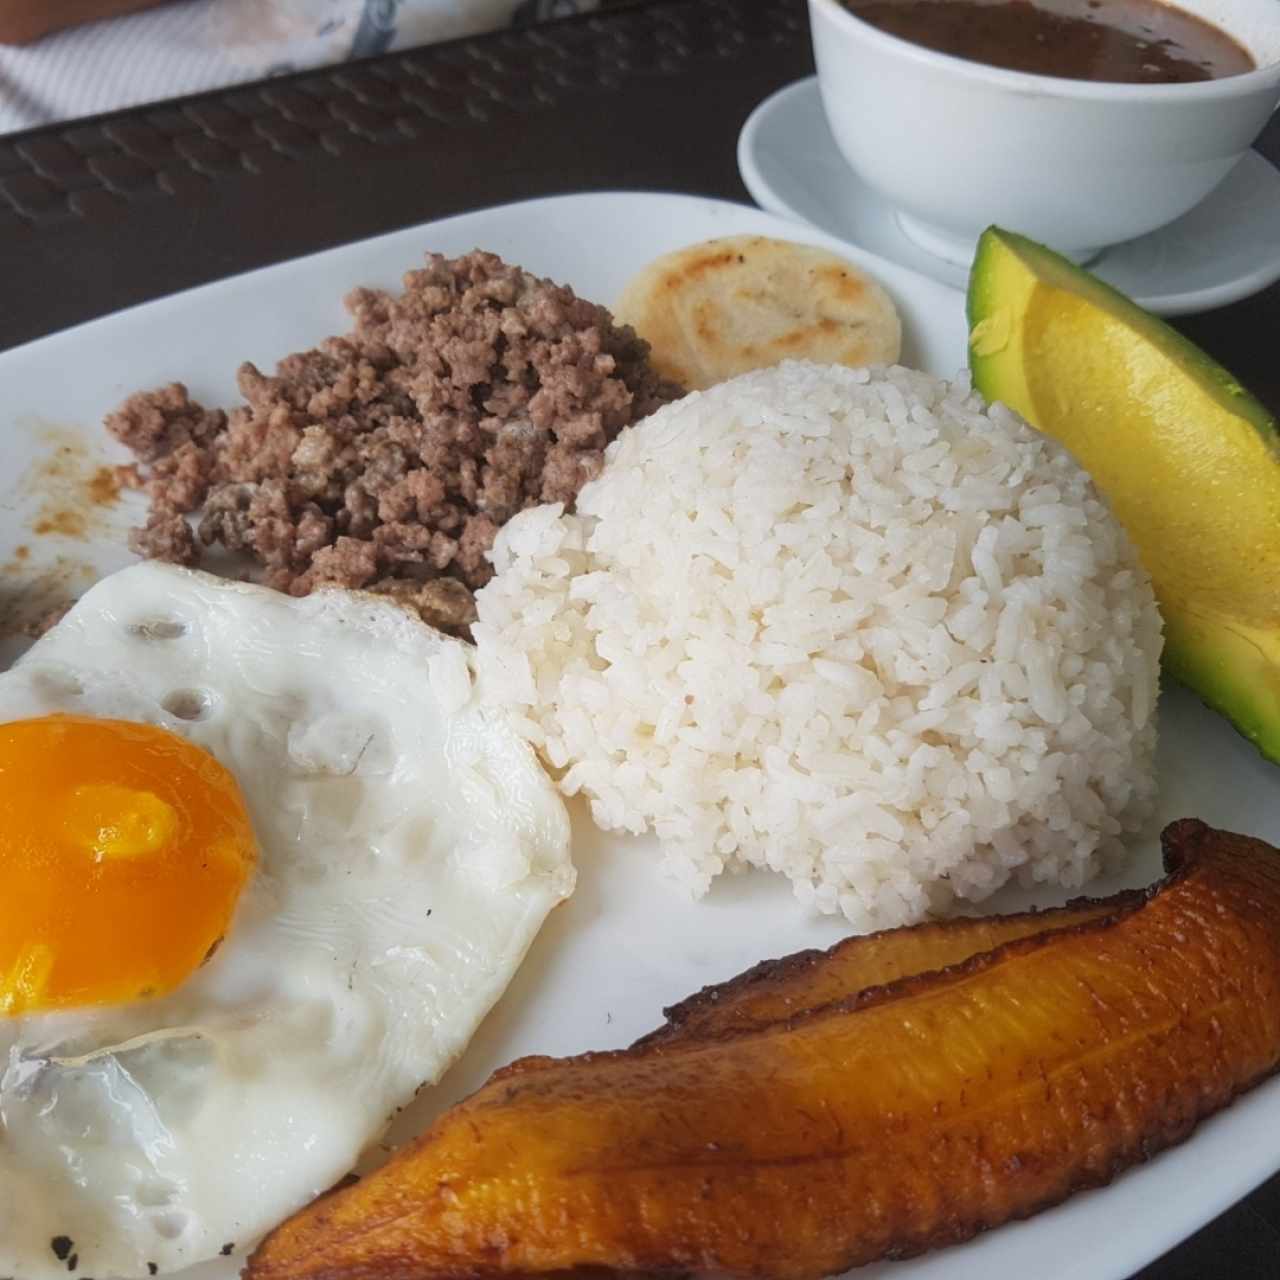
638, 893, 1126, 1047
248, 821, 1280, 1280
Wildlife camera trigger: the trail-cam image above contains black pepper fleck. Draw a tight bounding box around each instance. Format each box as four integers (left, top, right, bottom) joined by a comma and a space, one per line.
51, 1241, 73, 1263
219, 1245, 234, 1258
66, 1255, 78, 1272
148, 1266, 158, 1276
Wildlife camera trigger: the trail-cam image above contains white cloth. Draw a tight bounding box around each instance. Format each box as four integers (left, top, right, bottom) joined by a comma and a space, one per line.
0, 0, 596, 133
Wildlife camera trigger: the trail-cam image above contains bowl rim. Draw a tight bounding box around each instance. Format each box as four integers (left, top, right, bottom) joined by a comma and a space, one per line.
809, 0, 1280, 102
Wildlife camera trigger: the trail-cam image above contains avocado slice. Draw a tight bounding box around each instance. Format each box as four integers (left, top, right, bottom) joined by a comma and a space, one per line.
967, 226, 1280, 762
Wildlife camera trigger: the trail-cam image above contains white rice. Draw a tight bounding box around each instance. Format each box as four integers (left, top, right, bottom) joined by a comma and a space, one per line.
473, 361, 1162, 928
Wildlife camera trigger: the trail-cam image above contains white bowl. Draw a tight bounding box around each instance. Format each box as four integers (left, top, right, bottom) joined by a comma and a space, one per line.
808, 0, 1280, 264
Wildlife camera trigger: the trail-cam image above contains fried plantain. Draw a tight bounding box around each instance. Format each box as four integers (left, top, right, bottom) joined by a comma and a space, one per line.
248, 820, 1280, 1280
638, 893, 1127, 1047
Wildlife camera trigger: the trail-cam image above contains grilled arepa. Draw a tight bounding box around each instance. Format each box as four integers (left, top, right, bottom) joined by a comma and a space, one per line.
614, 235, 902, 390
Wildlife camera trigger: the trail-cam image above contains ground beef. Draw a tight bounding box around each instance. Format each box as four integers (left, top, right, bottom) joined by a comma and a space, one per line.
128, 510, 198, 565
106, 382, 227, 463
107, 251, 682, 635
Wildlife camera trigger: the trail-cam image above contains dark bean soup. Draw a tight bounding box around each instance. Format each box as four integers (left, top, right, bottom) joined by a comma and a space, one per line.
841, 0, 1255, 83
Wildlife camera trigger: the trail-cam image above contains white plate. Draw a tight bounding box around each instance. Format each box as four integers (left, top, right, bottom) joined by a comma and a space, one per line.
738, 77, 1280, 318
1, 191, 1278, 1280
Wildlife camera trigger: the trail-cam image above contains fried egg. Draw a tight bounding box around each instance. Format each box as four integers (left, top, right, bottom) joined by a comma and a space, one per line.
0, 562, 574, 1280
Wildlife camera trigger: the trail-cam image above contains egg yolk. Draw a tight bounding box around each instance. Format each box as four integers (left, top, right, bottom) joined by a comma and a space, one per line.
0, 715, 257, 1016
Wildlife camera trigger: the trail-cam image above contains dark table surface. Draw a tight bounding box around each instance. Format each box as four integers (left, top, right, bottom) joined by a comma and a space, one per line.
1, 0, 1278, 1274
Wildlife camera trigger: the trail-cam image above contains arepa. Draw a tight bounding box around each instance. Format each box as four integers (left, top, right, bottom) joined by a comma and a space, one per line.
614, 235, 902, 390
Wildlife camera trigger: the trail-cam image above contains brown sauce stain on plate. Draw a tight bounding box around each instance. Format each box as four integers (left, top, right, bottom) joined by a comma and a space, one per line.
0, 554, 95, 646
88, 465, 128, 505
2, 424, 143, 665
23, 428, 136, 545
33, 509, 88, 538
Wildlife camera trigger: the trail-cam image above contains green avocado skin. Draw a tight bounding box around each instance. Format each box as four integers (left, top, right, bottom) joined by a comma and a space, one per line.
965, 229, 1013, 396
1164, 615, 1280, 764
966, 227, 1280, 766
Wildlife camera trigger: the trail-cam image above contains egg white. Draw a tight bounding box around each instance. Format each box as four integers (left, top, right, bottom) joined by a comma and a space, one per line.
0, 563, 574, 1280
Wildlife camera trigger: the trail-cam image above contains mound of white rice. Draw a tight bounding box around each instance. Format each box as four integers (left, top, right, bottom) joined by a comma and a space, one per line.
473, 361, 1162, 928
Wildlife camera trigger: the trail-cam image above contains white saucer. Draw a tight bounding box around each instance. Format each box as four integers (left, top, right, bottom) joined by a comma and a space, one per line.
738, 78, 1280, 317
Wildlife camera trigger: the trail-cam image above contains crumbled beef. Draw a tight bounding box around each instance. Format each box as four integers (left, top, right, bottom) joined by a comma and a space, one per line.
110, 251, 681, 636
195, 482, 253, 552
128, 510, 197, 565
369, 575, 476, 634
105, 384, 226, 464
147, 441, 213, 514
